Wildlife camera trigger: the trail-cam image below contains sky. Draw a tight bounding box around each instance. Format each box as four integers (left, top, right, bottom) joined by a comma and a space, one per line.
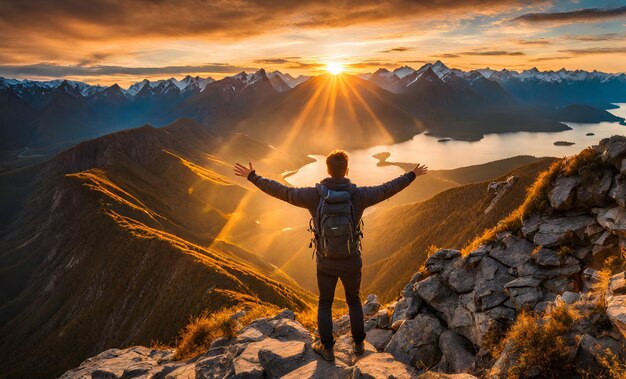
0, 0, 625, 86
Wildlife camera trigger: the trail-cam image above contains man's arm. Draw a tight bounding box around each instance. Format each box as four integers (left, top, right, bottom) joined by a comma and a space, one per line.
234, 162, 318, 208
359, 164, 427, 208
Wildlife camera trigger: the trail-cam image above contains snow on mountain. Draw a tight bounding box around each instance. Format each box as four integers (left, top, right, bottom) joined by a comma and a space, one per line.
392, 65, 415, 78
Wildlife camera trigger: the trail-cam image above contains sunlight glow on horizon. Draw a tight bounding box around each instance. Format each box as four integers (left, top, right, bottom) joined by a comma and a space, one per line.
326, 62, 344, 75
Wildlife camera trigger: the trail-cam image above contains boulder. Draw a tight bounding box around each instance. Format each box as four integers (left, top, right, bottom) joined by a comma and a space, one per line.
425, 249, 462, 273
362, 294, 382, 317
418, 373, 479, 379
506, 286, 545, 310
542, 276, 574, 293
474, 257, 515, 311
374, 309, 391, 329
606, 272, 626, 339
504, 277, 542, 288
438, 330, 476, 373
549, 175, 580, 210
596, 206, 626, 237
257, 339, 308, 378
518, 258, 581, 279
600, 135, 626, 166
352, 353, 417, 379
489, 235, 534, 272
447, 260, 477, 293
609, 173, 626, 207
582, 268, 602, 290
575, 168, 613, 207
232, 342, 266, 378
416, 274, 459, 323
365, 328, 393, 351
489, 340, 518, 379
281, 359, 351, 379
391, 294, 421, 323
559, 291, 581, 305
532, 247, 562, 267
521, 214, 545, 238
385, 314, 445, 368
533, 215, 595, 247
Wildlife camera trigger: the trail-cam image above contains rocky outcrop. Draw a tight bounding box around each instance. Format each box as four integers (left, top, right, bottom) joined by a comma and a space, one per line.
63, 137, 626, 378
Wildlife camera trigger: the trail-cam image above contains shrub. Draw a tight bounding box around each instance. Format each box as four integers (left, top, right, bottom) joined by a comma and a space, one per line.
174, 302, 280, 360
503, 304, 578, 378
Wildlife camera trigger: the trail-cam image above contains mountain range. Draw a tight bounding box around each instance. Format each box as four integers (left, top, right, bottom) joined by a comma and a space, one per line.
1, 62, 624, 163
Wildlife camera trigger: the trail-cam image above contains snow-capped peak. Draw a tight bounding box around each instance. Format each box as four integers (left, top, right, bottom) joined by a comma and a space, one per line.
393, 65, 415, 78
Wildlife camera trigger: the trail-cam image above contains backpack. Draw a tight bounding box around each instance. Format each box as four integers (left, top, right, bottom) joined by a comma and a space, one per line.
309, 183, 362, 259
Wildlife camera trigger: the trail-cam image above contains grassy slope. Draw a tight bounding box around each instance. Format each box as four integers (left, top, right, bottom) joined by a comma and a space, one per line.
0, 120, 314, 379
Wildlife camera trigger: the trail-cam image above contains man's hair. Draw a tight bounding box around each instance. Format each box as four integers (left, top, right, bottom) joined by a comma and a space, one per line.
326, 149, 349, 178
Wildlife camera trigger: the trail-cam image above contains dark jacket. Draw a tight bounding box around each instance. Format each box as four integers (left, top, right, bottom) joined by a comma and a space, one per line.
247, 171, 416, 222
247, 170, 416, 266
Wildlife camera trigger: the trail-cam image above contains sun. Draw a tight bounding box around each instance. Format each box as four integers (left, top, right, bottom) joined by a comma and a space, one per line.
326, 62, 344, 75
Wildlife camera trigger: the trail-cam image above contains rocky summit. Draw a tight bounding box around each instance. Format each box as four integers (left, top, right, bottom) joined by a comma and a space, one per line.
63, 136, 626, 378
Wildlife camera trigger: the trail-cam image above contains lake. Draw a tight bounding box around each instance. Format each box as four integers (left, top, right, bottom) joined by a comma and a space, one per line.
285, 103, 626, 187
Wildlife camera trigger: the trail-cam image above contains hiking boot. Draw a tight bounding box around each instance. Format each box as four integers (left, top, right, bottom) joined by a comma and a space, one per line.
312, 340, 335, 361
353, 340, 365, 355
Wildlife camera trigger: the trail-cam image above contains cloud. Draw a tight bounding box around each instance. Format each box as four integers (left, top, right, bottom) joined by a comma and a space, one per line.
253, 57, 302, 64
563, 33, 626, 42
559, 47, 626, 55
0, 63, 251, 78
462, 50, 525, 56
379, 47, 413, 53
515, 39, 551, 45
529, 56, 573, 62
437, 53, 461, 58
513, 6, 626, 24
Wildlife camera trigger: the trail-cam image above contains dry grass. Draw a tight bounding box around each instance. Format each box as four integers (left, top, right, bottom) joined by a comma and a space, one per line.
563, 147, 601, 176
174, 302, 280, 360
502, 304, 579, 377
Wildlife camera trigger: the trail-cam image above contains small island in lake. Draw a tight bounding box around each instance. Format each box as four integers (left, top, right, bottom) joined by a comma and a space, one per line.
586, 132, 595, 136
554, 141, 575, 146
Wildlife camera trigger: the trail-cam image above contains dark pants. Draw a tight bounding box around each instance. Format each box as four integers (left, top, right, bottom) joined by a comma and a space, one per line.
316, 255, 365, 349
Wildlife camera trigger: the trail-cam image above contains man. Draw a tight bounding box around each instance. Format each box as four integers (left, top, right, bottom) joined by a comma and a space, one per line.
234, 150, 427, 361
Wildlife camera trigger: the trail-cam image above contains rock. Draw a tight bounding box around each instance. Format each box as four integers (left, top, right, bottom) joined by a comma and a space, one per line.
471, 307, 516, 345
270, 317, 311, 342
489, 235, 534, 272
195, 353, 234, 379
549, 175, 580, 210
232, 342, 265, 378
506, 286, 545, 310
532, 246, 562, 267
438, 330, 475, 373
59, 347, 177, 379
521, 214, 545, 238
391, 295, 421, 323
621, 158, 626, 174
425, 249, 462, 273
518, 258, 581, 279
575, 168, 613, 207
333, 334, 377, 367
352, 353, 417, 379
609, 173, 626, 207
257, 339, 308, 378
390, 319, 405, 331
600, 135, 626, 166
374, 309, 390, 329
281, 359, 351, 379
447, 260, 477, 293
385, 314, 445, 368
363, 294, 382, 317
542, 276, 573, 293
597, 206, 626, 237
365, 329, 393, 351
332, 315, 351, 336
559, 291, 581, 305
533, 215, 595, 247
466, 245, 490, 266
490, 340, 518, 379
418, 373, 479, 379
533, 301, 554, 314
416, 274, 459, 323
504, 277, 542, 288
582, 268, 602, 290
606, 272, 626, 339
474, 257, 515, 311
575, 334, 618, 377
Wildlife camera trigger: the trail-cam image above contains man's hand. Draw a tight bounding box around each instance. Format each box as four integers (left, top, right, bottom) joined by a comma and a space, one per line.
412, 163, 428, 177
234, 162, 255, 178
